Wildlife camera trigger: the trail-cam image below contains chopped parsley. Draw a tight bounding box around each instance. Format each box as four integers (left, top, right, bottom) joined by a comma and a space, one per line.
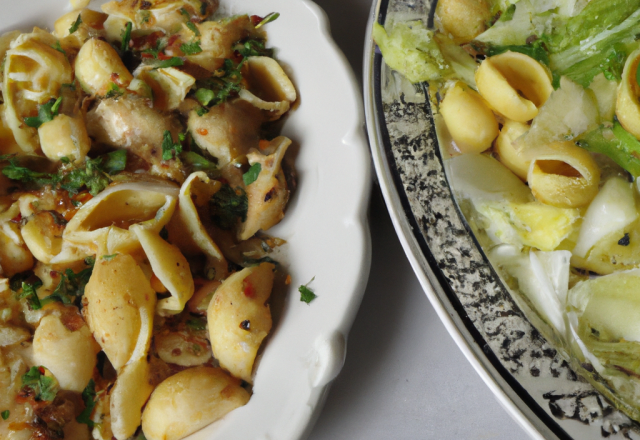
69, 14, 82, 34
76, 379, 97, 428
180, 8, 201, 36
153, 57, 185, 69
41, 260, 94, 307
121, 22, 133, 52
102, 254, 117, 261
1, 410, 8, 420
193, 59, 243, 108
24, 97, 62, 128
2, 150, 126, 195
194, 88, 215, 106
105, 82, 124, 98
180, 40, 202, 55
161, 130, 183, 160
186, 318, 207, 331
180, 151, 217, 173
210, 184, 248, 229
52, 41, 66, 55
243, 163, 261, 186
254, 12, 280, 29
19, 280, 43, 310
21, 366, 58, 402
236, 39, 274, 58
299, 277, 317, 304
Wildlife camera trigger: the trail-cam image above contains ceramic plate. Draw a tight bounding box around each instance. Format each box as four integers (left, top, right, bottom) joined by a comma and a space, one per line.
364, 0, 640, 439
0, 0, 372, 438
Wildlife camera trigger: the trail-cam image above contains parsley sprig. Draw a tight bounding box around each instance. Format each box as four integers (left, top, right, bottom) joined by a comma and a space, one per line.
76, 379, 97, 427
243, 163, 261, 186
194, 59, 244, 108
299, 277, 317, 304
69, 14, 82, 34
2, 150, 127, 196
21, 366, 58, 402
24, 97, 62, 128
162, 131, 183, 160
210, 184, 248, 229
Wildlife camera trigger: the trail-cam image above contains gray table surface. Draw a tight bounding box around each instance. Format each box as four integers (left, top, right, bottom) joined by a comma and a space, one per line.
306, 1, 529, 438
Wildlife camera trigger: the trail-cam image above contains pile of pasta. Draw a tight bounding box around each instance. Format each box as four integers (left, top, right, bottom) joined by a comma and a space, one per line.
0, 1, 298, 439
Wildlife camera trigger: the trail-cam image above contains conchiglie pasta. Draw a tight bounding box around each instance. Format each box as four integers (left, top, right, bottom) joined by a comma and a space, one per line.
32, 314, 100, 392
75, 39, 133, 96
130, 224, 194, 315
135, 66, 195, 111
3, 29, 72, 153
239, 56, 297, 120
616, 48, 640, 140
439, 81, 498, 154
208, 262, 274, 383
527, 141, 600, 208
82, 254, 156, 370
166, 171, 228, 281
475, 51, 553, 123
38, 114, 91, 162
110, 357, 154, 440
495, 119, 531, 181
239, 136, 291, 240
53, 180, 178, 263
141, 367, 250, 440
21, 211, 65, 264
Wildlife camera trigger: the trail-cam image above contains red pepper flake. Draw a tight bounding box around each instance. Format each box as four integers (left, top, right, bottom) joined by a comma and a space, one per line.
243, 279, 255, 298
250, 15, 263, 26
167, 34, 180, 46
50, 271, 58, 278
10, 213, 22, 223
197, 128, 208, 136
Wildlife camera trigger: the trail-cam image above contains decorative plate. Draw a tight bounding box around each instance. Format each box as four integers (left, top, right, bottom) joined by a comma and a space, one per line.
364, 0, 640, 439
0, 0, 372, 438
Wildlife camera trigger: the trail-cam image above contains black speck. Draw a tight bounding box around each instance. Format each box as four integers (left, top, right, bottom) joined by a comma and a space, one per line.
618, 233, 630, 246
240, 320, 250, 330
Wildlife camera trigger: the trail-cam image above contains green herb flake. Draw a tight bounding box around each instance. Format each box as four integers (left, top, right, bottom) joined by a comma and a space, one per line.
186, 318, 207, 331
161, 130, 183, 160
255, 12, 280, 29
24, 97, 63, 128
21, 366, 58, 402
121, 22, 133, 52
236, 39, 274, 58
102, 254, 118, 261
52, 41, 66, 55
1, 410, 9, 420
19, 280, 43, 310
196, 106, 209, 116
69, 14, 83, 34
76, 379, 96, 428
210, 184, 248, 229
41, 260, 94, 307
102, 149, 127, 174
180, 40, 203, 55
195, 88, 215, 106
153, 57, 185, 69
243, 163, 261, 186
180, 151, 217, 173
299, 277, 317, 304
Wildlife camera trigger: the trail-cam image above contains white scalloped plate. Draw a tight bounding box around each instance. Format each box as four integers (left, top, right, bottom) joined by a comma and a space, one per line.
0, 1, 372, 439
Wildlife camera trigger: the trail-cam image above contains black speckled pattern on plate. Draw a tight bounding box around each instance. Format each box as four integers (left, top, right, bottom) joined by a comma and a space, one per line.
370, 0, 640, 438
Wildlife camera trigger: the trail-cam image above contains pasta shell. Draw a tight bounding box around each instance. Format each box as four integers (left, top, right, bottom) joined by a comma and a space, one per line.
131, 224, 194, 315
75, 39, 133, 96
32, 314, 100, 392
207, 262, 274, 383
239, 56, 297, 120
239, 136, 291, 241
188, 100, 262, 167
52, 180, 178, 264
495, 119, 531, 180
439, 81, 499, 154
83, 254, 156, 370
616, 48, 640, 140
0, 202, 33, 277
155, 331, 212, 366
476, 51, 553, 122
38, 114, 91, 163
166, 172, 228, 280
2, 29, 72, 153
527, 141, 600, 209
21, 212, 65, 264
110, 357, 154, 440
141, 366, 250, 440
135, 66, 195, 111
